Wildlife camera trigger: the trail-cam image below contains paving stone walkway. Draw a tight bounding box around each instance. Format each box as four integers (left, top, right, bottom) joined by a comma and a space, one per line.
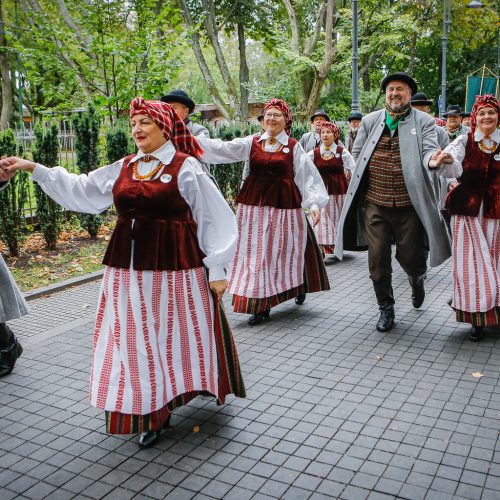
1, 251, 500, 499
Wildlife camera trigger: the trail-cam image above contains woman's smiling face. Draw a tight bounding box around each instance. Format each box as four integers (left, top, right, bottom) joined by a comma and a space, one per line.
131, 114, 166, 153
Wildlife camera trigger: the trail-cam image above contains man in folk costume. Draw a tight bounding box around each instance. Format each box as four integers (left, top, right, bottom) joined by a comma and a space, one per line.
0, 181, 26, 377
299, 109, 332, 153
345, 111, 363, 153
1, 98, 246, 448
440, 94, 500, 341
334, 72, 452, 333
410, 93, 454, 215
198, 98, 330, 325
443, 104, 470, 142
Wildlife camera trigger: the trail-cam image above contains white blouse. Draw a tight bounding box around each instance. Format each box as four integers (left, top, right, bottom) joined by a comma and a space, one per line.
440, 128, 500, 179
198, 130, 329, 210
307, 144, 356, 171
31, 141, 237, 282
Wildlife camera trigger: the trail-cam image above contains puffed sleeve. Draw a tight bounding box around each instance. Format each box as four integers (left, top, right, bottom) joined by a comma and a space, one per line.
30, 160, 123, 214
198, 135, 253, 164
440, 135, 466, 178
292, 143, 329, 210
178, 157, 238, 282
341, 149, 356, 171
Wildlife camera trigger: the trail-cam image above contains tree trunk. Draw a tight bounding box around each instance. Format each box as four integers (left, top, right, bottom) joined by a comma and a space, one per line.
0, 1, 13, 130
237, 22, 249, 120
178, 0, 231, 119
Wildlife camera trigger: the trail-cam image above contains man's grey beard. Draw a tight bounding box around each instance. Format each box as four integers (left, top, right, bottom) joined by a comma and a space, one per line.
387, 100, 407, 112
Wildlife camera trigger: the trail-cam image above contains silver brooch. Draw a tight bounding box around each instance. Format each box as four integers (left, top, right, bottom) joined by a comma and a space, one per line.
334, 153, 340, 158
160, 174, 172, 183
283, 147, 290, 153
494, 154, 500, 161
410, 128, 417, 135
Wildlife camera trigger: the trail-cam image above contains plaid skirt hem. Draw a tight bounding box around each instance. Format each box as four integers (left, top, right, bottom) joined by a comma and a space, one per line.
454, 306, 500, 327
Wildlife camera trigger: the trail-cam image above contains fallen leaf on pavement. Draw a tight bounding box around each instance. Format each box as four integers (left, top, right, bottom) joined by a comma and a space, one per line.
471, 372, 484, 379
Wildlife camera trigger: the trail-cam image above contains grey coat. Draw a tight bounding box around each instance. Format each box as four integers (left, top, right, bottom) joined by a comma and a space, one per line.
432, 125, 452, 209
0, 183, 30, 323
334, 108, 451, 268
299, 131, 320, 153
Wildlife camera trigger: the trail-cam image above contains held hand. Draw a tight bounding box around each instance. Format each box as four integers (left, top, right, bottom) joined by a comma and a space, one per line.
429, 150, 453, 169
310, 210, 320, 227
0, 156, 36, 173
448, 180, 458, 191
210, 279, 228, 301
344, 169, 351, 182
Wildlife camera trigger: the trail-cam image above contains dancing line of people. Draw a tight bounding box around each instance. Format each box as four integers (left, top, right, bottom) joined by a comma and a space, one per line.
0, 71, 498, 448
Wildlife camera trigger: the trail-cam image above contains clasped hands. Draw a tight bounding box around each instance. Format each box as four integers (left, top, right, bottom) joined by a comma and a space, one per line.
429, 150, 454, 169
0, 157, 36, 182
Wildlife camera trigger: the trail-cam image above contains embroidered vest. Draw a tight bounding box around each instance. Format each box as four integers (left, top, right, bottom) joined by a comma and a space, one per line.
102, 153, 205, 270
235, 136, 302, 209
365, 128, 412, 207
313, 146, 347, 195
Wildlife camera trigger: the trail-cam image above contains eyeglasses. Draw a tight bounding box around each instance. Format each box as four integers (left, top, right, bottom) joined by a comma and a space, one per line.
264, 113, 284, 119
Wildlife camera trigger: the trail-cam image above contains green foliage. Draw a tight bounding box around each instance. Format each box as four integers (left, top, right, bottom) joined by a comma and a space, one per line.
72, 104, 102, 238
32, 124, 63, 250
106, 126, 134, 163
0, 130, 29, 257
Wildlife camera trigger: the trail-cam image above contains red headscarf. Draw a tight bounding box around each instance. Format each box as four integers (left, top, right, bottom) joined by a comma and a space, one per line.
130, 97, 204, 159
470, 94, 500, 135
434, 117, 446, 127
319, 122, 340, 143
263, 98, 293, 135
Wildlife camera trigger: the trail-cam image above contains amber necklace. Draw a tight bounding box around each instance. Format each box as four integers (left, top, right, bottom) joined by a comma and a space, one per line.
478, 139, 498, 154
132, 158, 164, 180
262, 137, 283, 152
321, 145, 334, 160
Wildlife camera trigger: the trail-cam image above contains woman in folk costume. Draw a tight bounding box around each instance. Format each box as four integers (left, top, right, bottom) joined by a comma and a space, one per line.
307, 122, 355, 260
0, 97, 245, 448
439, 94, 500, 341
197, 98, 330, 325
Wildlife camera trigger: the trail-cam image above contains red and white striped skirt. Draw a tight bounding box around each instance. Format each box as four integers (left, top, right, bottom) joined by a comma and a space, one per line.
311, 194, 345, 246
451, 215, 500, 318
90, 266, 218, 415
227, 204, 307, 298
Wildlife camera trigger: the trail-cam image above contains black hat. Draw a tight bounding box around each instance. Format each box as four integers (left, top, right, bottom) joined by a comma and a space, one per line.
463, 112, 471, 118
443, 104, 464, 117
347, 111, 363, 121
410, 93, 433, 106
160, 89, 196, 113
380, 72, 418, 95
310, 109, 331, 122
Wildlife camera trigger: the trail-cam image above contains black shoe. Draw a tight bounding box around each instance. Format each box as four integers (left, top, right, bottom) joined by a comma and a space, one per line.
469, 326, 484, 342
138, 430, 161, 448
376, 308, 395, 332
295, 294, 306, 305
248, 310, 270, 326
409, 276, 425, 308
0, 337, 23, 377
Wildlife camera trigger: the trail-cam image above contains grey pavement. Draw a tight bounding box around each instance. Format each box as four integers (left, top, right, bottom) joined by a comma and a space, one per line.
1, 251, 500, 499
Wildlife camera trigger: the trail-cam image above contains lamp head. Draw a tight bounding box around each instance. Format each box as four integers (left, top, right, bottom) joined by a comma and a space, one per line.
467, 0, 484, 8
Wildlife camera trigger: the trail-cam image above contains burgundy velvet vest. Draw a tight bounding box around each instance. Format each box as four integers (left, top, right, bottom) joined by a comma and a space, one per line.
445, 132, 500, 218
235, 136, 302, 209
313, 146, 348, 195
102, 153, 205, 271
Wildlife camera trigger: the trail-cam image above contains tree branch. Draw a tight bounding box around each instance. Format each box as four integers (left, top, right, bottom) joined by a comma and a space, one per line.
283, 0, 300, 54
304, 2, 326, 57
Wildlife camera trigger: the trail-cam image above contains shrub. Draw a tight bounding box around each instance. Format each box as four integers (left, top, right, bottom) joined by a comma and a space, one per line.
0, 130, 29, 257
32, 123, 63, 250
72, 104, 102, 239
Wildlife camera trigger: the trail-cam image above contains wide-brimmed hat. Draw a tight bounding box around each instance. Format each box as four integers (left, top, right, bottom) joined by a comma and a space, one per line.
443, 104, 464, 117
347, 111, 363, 121
380, 72, 418, 95
310, 109, 331, 122
410, 93, 433, 106
160, 89, 196, 113
463, 112, 471, 118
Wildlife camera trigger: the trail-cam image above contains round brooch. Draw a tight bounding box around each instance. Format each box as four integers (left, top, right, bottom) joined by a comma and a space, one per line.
160, 174, 172, 183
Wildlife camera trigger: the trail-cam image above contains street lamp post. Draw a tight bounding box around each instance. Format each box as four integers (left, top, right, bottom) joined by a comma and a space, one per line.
351, 0, 359, 112
440, 0, 452, 118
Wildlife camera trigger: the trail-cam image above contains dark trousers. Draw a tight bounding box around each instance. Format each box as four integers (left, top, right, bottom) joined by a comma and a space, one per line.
0, 323, 14, 348
364, 202, 428, 307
